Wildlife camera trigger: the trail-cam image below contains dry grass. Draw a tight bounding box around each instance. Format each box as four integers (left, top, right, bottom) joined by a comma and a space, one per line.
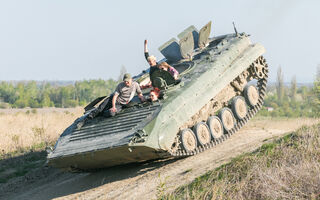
165, 124, 320, 200
0, 107, 83, 155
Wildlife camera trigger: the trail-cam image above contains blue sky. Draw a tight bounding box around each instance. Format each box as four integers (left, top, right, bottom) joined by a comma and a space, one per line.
0, 0, 319, 82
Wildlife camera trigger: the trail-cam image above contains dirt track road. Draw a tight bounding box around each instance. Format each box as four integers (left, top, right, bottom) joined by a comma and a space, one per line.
3, 118, 319, 200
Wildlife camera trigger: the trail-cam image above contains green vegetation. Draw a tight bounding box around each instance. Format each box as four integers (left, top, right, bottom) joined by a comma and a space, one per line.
157, 173, 171, 198
257, 66, 320, 118
258, 84, 315, 117
0, 79, 118, 108
162, 124, 320, 200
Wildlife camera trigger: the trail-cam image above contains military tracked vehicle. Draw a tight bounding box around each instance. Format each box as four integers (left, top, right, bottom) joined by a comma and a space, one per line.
47, 21, 269, 170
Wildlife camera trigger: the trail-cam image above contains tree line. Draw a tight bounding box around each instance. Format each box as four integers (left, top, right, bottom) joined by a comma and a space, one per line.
0, 79, 118, 108
1, 65, 320, 118
259, 65, 320, 118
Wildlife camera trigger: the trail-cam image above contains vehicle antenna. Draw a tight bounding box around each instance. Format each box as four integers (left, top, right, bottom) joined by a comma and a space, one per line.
232, 22, 238, 36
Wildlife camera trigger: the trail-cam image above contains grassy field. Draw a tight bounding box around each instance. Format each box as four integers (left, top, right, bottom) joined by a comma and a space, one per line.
1, 108, 319, 199
0, 107, 83, 156
163, 124, 320, 200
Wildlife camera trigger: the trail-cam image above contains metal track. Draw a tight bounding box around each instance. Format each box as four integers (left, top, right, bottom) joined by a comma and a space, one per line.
169, 56, 268, 157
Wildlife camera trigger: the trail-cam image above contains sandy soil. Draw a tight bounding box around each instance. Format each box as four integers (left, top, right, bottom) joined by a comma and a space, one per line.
1, 117, 318, 200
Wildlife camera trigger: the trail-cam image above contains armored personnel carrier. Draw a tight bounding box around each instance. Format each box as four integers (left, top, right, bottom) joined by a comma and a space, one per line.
47, 21, 269, 170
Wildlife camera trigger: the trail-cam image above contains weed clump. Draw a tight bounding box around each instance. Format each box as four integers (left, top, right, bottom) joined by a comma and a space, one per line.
31, 108, 37, 114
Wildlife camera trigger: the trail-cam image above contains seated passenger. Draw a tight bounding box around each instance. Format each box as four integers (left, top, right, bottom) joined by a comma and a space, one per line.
76, 73, 145, 129
144, 39, 177, 88
144, 39, 160, 78
149, 88, 161, 102
158, 62, 179, 80
104, 73, 145, 117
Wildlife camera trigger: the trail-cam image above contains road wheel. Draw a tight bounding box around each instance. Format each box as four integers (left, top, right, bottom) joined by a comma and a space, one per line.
244, 85, 259, 107
207, 116, 223, 139
193, 122, 211, 146
219, 108, 235, 132
180, 129, 197, 152
231, 96, 248, 120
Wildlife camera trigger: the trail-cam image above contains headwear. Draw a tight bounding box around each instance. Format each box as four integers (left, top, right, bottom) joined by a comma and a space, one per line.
123, 73, 132, 81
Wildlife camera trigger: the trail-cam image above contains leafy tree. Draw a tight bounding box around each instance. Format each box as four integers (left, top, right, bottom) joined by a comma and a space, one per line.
312, 69, 320, 115
276, 66, 284, 103
0, 82, 18, 104
0, 79, 118, 108
316, 64, 320, 80
290, 76, 297, 101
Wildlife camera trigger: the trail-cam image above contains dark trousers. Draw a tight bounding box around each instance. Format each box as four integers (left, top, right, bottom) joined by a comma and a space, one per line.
103, 102, 123, 117
97, 94, 114, 113
94, 93, 124, 118
78, 94, 123, 129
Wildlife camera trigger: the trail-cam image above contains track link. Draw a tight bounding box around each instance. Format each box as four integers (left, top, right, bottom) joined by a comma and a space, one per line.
169, 56, 268, 157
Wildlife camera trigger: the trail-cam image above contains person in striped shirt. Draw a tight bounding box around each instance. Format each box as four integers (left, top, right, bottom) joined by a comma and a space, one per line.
105, 73, 145, 117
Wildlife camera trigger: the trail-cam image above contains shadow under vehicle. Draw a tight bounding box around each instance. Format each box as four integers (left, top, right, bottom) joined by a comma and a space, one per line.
47, 21, 269, 170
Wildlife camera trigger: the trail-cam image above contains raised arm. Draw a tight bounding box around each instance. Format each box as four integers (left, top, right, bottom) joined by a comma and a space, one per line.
144, 39, 148, 53
144, 39, 149, 60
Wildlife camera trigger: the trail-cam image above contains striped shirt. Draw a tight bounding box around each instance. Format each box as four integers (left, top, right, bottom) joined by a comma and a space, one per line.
115, 81, 142, 105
